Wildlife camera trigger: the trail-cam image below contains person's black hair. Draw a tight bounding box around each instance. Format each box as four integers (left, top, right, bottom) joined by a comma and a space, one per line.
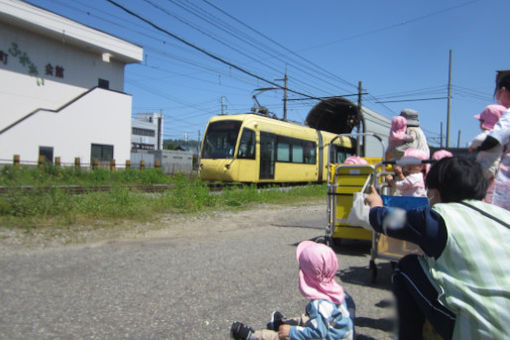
425, 157, 487, 203
496, 72, 510, 93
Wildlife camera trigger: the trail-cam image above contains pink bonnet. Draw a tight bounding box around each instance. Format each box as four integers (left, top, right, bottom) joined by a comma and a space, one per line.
296, 241, 345, 304
432, 149, 453, 161
474, 104, 506, 130
402, 147, 429, 161
344, 156, 368, 165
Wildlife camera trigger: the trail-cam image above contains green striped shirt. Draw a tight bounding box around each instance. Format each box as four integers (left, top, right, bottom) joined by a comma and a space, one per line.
419, 200, 510, 339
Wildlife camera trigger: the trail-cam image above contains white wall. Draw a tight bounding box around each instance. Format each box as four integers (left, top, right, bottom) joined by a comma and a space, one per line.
0, 88, 132, 165
0, 21, 125, 129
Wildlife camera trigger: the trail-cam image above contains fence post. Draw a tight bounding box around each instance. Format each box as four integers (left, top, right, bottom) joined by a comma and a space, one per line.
125, 160, 131, 169
140, 160, 145, 171
38, 155, 45, 169
75, 157, 81, 169
92, 158, 98, 170
155, 160, 160, 169
110, 159, 116, 171
13, 154, 20, 167
55, 157, 61, 167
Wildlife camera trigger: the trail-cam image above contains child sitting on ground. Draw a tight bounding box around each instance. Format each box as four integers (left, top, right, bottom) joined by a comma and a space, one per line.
386, 148, 428, 197
385, 116, 415, 160
468, 104, 506, 203
230, 240, 354, 340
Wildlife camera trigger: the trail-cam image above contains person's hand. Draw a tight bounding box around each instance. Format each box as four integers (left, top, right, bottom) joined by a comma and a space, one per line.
365, 185, 383, 208
385, 174, 394, 183
278, 324, 290, 339
394, 166, 403, 177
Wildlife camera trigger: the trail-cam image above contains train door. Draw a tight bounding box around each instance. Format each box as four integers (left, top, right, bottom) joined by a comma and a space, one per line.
259, 132, 275, 180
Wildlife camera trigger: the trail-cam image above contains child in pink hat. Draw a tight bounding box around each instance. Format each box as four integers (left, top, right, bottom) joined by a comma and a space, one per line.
231, 241, 354, 340
469, 104, 506, 203
386, 148, 428, 197
385, 116, 415, 160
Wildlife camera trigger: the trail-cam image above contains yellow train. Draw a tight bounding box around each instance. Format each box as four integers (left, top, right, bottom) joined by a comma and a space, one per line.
199, 113, 354, 183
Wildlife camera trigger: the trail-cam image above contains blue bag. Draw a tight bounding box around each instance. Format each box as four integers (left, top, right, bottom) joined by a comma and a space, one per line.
380, 195, 429, 211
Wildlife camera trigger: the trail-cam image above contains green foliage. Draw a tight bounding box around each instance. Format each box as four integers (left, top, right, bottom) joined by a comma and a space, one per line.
0, 165, 173, 186
0, 173, 326, 228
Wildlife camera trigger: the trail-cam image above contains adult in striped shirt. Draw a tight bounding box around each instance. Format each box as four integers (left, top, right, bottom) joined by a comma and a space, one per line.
366, 157, 510, 340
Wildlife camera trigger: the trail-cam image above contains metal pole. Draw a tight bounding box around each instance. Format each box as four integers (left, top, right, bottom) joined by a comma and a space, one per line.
446, 50, 452, 148
457, 130, 461, 148
440, 122, 443, 148
357, 81, 363, 155
283, 69, 288, 121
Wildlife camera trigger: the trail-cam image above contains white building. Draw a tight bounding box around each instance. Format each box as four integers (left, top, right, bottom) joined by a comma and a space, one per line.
131, 113, 164, 151
0, 0, 143, 165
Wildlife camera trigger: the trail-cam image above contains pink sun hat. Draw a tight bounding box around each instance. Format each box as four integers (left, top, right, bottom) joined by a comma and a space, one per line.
296, 240, 345, 304
474, 104, 506, 130
402, 147, 429, 161
344, 156, 368, 165
432, 149, 453, 161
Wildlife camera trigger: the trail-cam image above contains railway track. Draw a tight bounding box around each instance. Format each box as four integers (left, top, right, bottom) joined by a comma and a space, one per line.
0, 182, 316, 194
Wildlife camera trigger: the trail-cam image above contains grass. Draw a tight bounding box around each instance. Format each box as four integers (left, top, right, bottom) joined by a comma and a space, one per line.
0, 165, 327, 229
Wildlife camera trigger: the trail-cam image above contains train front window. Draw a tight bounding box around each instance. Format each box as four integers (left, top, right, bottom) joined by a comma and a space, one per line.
237, 128, 256, 159
202, 121, 242, 159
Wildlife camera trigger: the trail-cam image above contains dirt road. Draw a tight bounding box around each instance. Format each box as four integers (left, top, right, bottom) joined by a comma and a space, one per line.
0, 201, 395, 339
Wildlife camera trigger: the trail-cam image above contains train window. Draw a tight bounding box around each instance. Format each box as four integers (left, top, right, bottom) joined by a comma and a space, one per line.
292, 144, 303, 163
303, 142, 316, 164
277, 142, 290, 162
202, 121, 242, 159
237, 129, 255, 159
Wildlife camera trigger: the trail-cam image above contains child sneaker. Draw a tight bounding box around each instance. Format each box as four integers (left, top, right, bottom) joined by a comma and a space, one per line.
230, 321, 254, 340
266, 311, 285, 331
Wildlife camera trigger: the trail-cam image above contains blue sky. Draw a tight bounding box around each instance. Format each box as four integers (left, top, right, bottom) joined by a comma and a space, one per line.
26, 0, 510, 148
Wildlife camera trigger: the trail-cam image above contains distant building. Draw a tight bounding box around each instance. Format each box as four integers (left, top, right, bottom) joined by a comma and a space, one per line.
0, 0, 143, 165
131, 113, 163, 151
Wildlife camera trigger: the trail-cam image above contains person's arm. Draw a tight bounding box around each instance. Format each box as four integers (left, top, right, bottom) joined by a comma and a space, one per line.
477, 135, 501, 151
365, 186, 447, 258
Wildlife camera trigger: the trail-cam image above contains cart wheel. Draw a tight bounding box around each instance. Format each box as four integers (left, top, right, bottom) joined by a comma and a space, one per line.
332, 237, 342, 247
369, 260, 377, 283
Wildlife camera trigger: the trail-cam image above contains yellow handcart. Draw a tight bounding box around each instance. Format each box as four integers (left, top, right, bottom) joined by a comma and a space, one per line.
325, 133, 389, 246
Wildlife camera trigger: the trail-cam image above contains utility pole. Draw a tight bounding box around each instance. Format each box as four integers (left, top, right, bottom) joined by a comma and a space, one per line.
357, 81, 363, 155
440, 122, 444, 148
275, 66, 288, 120
446, 50, 453, 148
457, 130, 461, 148
220, 96, 227, 115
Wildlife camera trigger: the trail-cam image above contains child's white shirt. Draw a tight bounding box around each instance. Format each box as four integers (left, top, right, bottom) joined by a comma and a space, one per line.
394, 172, 426, 197
469, 130, 502, 179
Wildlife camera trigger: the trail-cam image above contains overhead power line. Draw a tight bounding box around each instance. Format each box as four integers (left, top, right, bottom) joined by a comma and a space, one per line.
107, 0, 322, 101
374, 96, 448, 104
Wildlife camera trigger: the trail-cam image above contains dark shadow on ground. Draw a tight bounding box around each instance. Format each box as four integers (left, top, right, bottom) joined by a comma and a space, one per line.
355, 316, 394, 332
337, 263, 393, 290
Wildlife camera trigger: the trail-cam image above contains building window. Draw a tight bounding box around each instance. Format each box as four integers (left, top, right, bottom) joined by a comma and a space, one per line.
98, 78, 109, 89
91, 143, 113, 163
39, 146, 53, 163
132, 127, 155, 137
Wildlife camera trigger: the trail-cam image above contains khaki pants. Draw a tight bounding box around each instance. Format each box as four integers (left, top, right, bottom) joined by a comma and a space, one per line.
251, 314, 309, 340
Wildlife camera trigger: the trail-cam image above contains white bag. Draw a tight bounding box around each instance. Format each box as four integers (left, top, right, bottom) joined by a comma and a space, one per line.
346, 192, 372, 230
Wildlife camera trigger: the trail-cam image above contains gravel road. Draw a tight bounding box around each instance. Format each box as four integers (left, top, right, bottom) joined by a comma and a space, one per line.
0, 202, 395, 339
